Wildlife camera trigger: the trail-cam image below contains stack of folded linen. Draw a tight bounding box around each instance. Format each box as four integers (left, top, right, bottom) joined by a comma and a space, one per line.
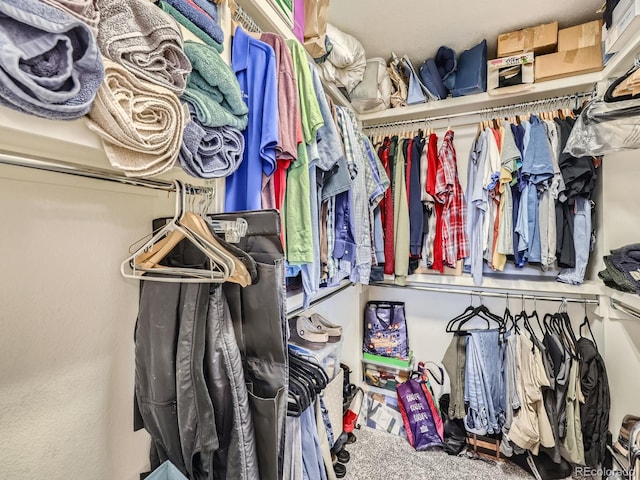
159, 0, 224, 53
0, 0, 104, 120
178, 41, 248, 178
599, 244, 640, 294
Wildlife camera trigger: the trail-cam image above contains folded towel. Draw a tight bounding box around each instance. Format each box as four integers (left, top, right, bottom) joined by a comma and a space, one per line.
96, 0, 192, 95
192, 0, 218, 23
180, 103, 245, 178
164, 0, 224, 45
181, 41, 248, 130
158, 0, 223, 53
0, 0, 103, 120
87, 59, 188, 177
41, 0, 100, 34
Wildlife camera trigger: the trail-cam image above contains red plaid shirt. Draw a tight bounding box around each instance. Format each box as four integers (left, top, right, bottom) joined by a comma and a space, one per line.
435, 131, 469, 268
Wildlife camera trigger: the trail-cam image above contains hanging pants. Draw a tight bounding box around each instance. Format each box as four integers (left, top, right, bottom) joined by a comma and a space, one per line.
134, 239, 260, 480
212, 209, 289, 480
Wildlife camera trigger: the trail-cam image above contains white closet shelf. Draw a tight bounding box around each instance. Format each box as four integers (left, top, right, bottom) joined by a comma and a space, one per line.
286, 279, 354, 315
373, 274, 602, 298
233, 0, 351, 108
359, 72, 602, 125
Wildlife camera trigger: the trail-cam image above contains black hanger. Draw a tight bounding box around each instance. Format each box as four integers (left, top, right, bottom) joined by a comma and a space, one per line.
579, 303, 598, 351
446, 292, 505, 334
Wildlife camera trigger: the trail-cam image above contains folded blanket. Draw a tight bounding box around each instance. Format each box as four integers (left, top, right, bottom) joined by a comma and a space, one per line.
41, 0, 100, 34
164, 0, 223, 45
87, 60, 188, 177
0, 0, 103, 120
96, 0, 192, 95
181, 41, 248, 130
180, 102, 245, 178
158, 0, 223, 53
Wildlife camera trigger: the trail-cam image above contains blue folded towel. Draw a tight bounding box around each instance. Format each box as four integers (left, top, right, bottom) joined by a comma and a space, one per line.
192, 0, 218, 23
0, 0, 104, 120
180, 102, 245, 179
165, 0, 224, 45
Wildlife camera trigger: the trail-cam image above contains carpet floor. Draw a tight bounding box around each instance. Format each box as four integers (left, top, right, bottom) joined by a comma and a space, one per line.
340, 427, 533, 480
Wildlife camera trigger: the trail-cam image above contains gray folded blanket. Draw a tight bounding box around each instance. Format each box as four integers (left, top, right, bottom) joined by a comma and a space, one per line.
0, 0, 104, 120
181, 40, 248, 130
180, 102, 245, 178
87, 59, 188, 177
96, 0, 192, 95
41, 0, 100, 34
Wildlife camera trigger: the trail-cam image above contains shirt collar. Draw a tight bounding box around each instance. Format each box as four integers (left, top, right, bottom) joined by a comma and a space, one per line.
232, 26, 250, 73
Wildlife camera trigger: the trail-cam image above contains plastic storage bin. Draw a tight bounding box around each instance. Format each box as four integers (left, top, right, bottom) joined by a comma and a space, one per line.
289, 341, 342, 380
362, 355, 414, 392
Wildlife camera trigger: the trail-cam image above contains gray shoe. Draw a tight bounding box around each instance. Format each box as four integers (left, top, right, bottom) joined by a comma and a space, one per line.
288, 315, 329, 349
309, 313, 343, 343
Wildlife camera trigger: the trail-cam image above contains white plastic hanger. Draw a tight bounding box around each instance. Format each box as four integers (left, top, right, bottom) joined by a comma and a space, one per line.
121, 180, 233, 283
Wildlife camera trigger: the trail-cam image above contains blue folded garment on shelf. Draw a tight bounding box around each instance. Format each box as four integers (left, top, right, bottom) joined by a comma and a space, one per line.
180, 102, 245, 179
165, 0, 224, 45
0, 0, 104, 120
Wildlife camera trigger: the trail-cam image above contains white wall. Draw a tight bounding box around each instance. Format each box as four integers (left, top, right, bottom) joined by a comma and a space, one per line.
0, 167, 174, 479
600, 151, 640, 433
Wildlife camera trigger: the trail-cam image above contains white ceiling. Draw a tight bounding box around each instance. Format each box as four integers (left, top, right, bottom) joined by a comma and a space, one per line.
328, 0, 604, 63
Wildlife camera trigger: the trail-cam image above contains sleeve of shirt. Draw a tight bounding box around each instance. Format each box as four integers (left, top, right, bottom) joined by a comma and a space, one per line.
260, 54, 279, 177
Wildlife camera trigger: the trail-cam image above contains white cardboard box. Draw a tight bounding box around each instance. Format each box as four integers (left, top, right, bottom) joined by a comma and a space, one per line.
487, 52, 535, 95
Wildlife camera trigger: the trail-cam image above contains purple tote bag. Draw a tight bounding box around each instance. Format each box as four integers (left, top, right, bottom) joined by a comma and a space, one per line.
363, 301, 409, 359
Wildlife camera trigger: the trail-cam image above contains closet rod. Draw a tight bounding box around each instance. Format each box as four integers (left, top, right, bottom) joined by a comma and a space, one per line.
372, 281, 600, 305
230, 0, 262, 33
287, 282, 355, 318
610, 298, 640, 320
362, 91, 593, 130
0, 152, 213, 195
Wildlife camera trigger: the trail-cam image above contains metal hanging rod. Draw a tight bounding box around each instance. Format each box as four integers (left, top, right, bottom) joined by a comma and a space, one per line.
610, 297, 640, 320
287, 281, 354, 318
362, 91, 593, 130
372, 281, 600, 305
230, 0, 262, 33
0, 152, 213, 195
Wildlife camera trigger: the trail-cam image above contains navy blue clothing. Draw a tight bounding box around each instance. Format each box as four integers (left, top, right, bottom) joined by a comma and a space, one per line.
409, 136, 425, 257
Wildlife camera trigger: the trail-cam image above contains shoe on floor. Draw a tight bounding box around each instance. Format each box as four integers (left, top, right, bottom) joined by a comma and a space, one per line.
336, 448, 350, 464
333, 461, 346, 478
288, 315, 329, 349
309, 313, 343, 342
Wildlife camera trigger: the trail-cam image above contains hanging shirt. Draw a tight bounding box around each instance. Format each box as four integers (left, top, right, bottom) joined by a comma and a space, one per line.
393, 137, 410, 283
226, 27, 278, 212
496, 123, 520, 260
465, 129, 489, 285
435, 130, 469, 269
335, 106, 372, 285
409, 136, 425, 257
259, 33, 300, 213
483, 129, 501, 264
522, 116, 554, 264
379, 138, 395, 275
425, 133, 439, 268
285, 39, 323, 265
515, 120, 532, 259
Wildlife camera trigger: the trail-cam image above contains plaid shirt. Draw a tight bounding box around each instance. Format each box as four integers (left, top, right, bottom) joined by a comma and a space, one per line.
435, 130, 469, 267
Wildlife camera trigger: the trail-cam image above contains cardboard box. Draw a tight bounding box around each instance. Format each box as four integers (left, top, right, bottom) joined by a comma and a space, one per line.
558, 20, 603, 51
487, 52, 535, 95
497, 22, 558, 57
604, 0, 640, 55
535, 45, 603, 82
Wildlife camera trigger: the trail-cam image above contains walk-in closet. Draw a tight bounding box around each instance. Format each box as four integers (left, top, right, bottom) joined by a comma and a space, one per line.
1, 0, 640, 479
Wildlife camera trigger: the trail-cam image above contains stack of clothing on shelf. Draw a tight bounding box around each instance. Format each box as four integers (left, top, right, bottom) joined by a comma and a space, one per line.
465, 114, 598, 286
599, 243, 640, 293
